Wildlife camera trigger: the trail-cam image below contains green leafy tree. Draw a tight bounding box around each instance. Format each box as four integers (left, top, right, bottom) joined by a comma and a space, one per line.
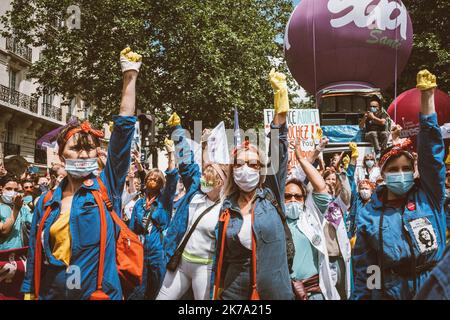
384, 0, 450, 103
1, 0, 293, 142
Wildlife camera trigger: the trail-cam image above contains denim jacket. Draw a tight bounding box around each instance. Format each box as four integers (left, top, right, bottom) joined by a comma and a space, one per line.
211, 121, 295, 300
21, 116, 136, 300
163, 124, 202, 263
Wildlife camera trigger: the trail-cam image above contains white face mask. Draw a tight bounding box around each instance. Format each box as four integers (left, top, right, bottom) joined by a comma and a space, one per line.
233, 164, 260, 193
359, 189, 372, 201
64, 158, 99, 179
2, 190, 17, 204
365, 160, 375, 168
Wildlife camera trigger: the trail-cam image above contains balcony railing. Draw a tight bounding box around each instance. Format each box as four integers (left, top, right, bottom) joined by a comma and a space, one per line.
42, 103, 62, 121
0, 85, 38, 113
2, 142, 21, 157
5, 37, 32, 63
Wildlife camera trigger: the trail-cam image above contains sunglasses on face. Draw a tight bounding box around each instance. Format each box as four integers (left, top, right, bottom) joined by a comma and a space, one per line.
233, 160, 261, 170
284, 193, 305, 202
23, 186, 33, 190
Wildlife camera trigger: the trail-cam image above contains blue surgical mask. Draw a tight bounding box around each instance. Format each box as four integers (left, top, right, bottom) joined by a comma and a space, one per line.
385, 171, 415, 196
23, 195, 33, 204
312, 192, 333, 214
64, 158, 99, 179
285, 202, 303, 220
370, 107, 378, 113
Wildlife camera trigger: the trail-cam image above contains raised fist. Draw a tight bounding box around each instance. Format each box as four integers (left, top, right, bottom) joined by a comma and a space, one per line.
164, 138, 175, 153
349, 142, 359, 159
167, 112, 181, 127
269, 68, 289, 114
269, 68, 287, 91
120, 47, 142, 73
342, 155, 350, 169
416, 69, 437, 91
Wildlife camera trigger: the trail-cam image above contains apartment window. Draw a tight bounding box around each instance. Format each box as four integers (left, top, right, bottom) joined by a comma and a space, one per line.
6, 122, 14, 143
9, 69, 17, 90
43, 89, 54, 105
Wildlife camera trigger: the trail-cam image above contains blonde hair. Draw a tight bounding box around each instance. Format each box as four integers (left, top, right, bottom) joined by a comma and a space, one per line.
145, 168, 166, 188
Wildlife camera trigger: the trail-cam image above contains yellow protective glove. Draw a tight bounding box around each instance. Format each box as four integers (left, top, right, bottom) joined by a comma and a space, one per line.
350, 235, 357, 249
269, 69, 289, 114
349, 142, 359, 159
167, 112, 181, 127
164, 138, 175, 153
416, 69, 437, 91
24, 293, 35, 300
314, 127, 323, 141
342, 155, 350, 169
120, 47, 142, 73
445, 146, 450, 165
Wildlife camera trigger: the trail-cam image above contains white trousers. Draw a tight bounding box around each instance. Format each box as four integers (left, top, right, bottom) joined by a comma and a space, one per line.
156, 258, 213, 300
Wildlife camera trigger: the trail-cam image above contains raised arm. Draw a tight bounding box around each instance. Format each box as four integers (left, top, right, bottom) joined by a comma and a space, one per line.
416, 70, 445, 212
168, 113, 201, 193
0, 195, 22, 236
306, 137, 329, 164
100, 48, 141, 216
264, 69, 289, 205
298, 157, 327, 194
159, 138, 179, 213
119, 47, 141, 116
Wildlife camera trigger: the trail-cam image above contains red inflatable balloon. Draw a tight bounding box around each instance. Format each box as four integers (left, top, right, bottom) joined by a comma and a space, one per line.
387, 88, 450, 149
285, 0, 413, 95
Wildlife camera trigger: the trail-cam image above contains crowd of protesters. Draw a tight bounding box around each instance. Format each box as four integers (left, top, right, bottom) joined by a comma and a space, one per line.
0, 49, 448, 300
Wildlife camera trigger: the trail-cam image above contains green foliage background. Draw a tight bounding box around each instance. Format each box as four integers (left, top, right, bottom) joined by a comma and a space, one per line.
1, 0, 293, 140
1, 0, 449, 137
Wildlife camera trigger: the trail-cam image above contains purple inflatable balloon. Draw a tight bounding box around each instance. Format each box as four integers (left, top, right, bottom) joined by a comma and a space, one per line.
285, 0, 413, 95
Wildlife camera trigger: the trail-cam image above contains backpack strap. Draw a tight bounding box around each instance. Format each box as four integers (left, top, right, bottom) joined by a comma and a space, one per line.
264, 190, 295, 273
33, 191, 54, 299
97, 178, 127, 227
250, 201, 260, 300
213, 209, 230, 300
264, 190, 286, 223
91, 189, 108, 293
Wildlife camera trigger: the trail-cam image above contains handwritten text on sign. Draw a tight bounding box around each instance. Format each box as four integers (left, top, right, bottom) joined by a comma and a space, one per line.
264, 109, 321, 166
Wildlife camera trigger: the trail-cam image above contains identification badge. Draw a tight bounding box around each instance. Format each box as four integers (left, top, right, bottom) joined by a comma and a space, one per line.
409, 217, 438, 254
312, 234, 322, 246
